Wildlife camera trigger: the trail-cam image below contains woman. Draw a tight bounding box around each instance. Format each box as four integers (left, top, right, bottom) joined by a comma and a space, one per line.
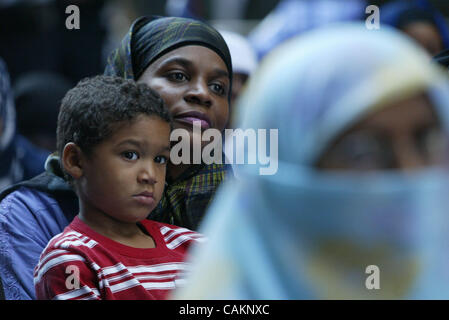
174, 24, 449, 299
104, 16, 232, 230
0, 16, 232, 299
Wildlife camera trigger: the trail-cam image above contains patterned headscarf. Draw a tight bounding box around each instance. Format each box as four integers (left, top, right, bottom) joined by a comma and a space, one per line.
105, 15, 232, 100
104, 16, 232, 230
175, 24, 449, 299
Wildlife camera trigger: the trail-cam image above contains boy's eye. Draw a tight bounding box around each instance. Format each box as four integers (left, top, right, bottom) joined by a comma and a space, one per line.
122, 151, 139, 161
155, 155, 168, 164
167, 72, 188, 82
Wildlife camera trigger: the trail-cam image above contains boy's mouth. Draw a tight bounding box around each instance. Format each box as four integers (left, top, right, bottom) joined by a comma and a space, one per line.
133, 191, 155, 207
173, 111, 212, 130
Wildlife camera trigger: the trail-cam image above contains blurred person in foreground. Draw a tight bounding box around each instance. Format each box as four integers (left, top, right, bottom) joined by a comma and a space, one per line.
174, 24, 449, 299
381, 0, 449, 57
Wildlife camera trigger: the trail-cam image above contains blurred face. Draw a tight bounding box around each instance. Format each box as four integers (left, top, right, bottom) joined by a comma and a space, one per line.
402, 22, 443, 56
317, 93, 448, 171
138, 45, 230, 150
77, 116, 171, 223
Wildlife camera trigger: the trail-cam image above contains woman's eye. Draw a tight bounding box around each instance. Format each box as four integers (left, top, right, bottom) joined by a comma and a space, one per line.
210, 83, 226, 96
168, 72, 187, 82
155, 155, 168, 164
122, 151, 139, 161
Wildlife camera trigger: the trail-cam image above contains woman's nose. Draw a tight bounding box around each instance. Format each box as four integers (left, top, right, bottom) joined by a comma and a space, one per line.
392, 136, 427, 170
184, 79, 212, 107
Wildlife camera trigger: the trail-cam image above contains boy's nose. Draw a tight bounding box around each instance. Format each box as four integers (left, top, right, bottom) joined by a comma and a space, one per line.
137, 164, 157, 185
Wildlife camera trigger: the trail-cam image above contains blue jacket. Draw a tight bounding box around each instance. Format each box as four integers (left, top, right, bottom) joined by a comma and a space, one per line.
0, 171, 78, 300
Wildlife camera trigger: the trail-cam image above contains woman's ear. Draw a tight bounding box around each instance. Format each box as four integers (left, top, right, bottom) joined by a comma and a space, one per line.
62, 142, 84, 180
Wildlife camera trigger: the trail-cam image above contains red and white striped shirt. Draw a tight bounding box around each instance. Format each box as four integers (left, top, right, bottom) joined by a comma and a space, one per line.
34, 216, 205, 300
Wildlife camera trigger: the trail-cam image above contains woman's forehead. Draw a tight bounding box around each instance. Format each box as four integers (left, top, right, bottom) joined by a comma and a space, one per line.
152, 46, 228, 71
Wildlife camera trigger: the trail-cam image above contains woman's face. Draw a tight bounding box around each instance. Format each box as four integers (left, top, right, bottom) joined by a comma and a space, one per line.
137, 45, 230, 151
317, 93, 449, 171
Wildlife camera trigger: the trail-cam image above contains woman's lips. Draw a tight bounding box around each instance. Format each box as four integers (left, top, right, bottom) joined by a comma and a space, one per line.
174, 111, 212, 130
175, 117, 211, 129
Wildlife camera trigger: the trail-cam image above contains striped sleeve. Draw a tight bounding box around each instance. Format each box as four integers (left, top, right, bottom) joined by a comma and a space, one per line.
34, 248, 100, 300
160, 225, 207, 252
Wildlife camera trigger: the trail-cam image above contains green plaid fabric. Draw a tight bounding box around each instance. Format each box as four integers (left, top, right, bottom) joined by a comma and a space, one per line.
151, 163, 230, 230
104, 16, 232, 230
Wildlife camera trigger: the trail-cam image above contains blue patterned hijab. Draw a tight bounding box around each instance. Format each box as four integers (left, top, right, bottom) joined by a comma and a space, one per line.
175, 24, 449, 299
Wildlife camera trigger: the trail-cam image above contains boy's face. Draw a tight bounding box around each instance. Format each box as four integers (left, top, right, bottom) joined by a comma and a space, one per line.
77, 115, 171, 223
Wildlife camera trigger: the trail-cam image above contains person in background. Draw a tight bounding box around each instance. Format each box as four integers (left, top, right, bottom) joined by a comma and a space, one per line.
219, 30, 258, 126
14, 72, 73, 152
248, 0, 367, 60
0, 0, 107, 85
218, 30, 258, 174
0, 58, 48, 192
174, 24, 449, 299
381, 0, 449, 57
105, 16, 233, 230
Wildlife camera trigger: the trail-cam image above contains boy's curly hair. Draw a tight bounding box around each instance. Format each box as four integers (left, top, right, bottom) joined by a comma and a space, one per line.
57, 75, 172, 181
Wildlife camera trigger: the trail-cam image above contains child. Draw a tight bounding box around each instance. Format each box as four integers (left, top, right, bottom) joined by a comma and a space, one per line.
34, 76, 204, 300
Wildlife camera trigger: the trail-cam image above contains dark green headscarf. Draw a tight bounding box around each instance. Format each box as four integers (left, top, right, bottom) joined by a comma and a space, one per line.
104, 16, 233, 230
105, 15, 232, 100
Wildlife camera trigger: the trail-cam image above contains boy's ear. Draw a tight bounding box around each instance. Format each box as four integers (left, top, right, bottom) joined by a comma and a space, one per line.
62, 142, 84, 180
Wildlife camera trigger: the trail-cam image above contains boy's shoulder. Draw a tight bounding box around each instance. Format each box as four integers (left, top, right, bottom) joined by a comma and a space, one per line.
34, 223, 94, 279
142, 220, 206, 250
47, 226, 97, 251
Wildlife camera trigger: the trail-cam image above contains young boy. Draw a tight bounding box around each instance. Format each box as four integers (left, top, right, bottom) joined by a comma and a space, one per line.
33, 76, 204, 300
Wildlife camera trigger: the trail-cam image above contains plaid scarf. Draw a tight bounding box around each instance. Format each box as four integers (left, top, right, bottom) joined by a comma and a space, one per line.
151, 163, 230, 230
105, 16, 233, 230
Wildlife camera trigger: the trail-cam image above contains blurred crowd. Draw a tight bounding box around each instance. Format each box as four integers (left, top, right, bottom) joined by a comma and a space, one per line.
2, 0, 449, 173
2, 0, 449, 300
